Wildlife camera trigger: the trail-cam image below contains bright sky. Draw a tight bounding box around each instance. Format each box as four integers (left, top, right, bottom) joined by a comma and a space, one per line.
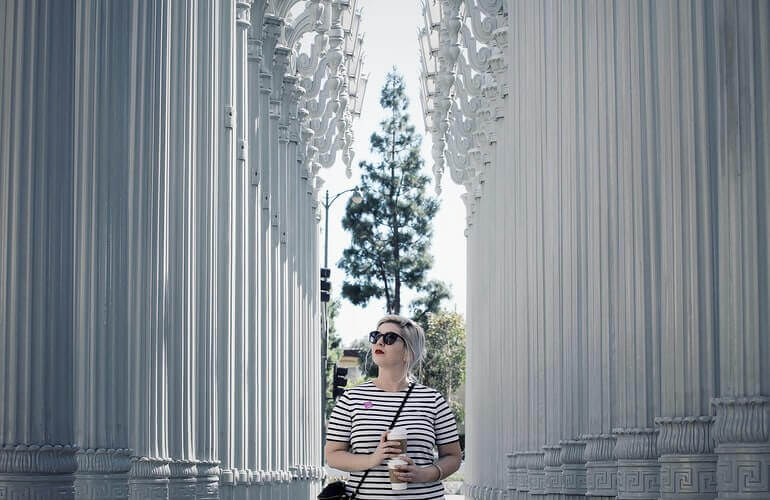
320, 0, 467, 348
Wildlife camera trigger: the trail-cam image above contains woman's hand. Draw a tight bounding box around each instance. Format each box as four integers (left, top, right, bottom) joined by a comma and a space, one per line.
368, 430, 404, 468
394, 455, 440, 483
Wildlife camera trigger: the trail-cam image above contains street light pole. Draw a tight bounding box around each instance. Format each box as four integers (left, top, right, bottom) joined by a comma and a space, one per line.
320, 186, 362, 458
324, 190, 330, 268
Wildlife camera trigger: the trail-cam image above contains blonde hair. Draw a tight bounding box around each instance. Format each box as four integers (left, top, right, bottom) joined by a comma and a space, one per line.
376, 314, 427, 381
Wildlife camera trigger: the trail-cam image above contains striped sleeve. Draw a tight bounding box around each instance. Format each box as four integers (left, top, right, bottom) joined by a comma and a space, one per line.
327, 391, 353, 442
433, 391, 460, 445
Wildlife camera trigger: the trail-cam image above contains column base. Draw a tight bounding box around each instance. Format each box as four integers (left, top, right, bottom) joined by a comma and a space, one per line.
587, 461, 619, 497
659, 454, 717, 500
168, 460, 197, 500
195, 462, 219, 500
715, 443, 770, 500
128, 457, 170, 500
0, 473, 75, 499
617, 459, 660, 500
74, 448, 132, 499
74, 473, 129, 499
128, 478, 168, 499
562, 463, 587, 497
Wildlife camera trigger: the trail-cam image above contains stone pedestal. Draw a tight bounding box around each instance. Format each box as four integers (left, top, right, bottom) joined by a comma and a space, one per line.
614, 428, 660, 500
74, 448, 131, 499
584, 434, 618, 498
0, 444, 78, 499
560, 440, 587, 500
543, 444, 563, 500
195, 462, 220, 500
516, 452, 533, 500
529, 451, 546, 496
128, 458, 170, 499
506, 452, 518, 494
711, 397, 770, 500
656, 416, 717, 500
168, 460, 197, 500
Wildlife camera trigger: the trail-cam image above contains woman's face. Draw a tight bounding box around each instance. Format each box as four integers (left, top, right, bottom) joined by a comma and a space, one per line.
371, 322, 408, 370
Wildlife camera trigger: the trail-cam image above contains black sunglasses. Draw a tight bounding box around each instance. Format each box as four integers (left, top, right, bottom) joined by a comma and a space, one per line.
369, 330, 404, 345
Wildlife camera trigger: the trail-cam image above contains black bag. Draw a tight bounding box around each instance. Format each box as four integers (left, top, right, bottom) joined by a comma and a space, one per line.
318, 382, 415, 500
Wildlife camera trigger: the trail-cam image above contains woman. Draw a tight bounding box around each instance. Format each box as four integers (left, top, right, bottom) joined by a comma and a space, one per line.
325, 314, 463, 499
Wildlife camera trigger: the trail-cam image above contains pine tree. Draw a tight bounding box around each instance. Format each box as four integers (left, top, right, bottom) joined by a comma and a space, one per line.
339, 69, 438, 315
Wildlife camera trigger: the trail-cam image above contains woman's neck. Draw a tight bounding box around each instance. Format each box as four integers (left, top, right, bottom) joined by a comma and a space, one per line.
374, 368, 410, 392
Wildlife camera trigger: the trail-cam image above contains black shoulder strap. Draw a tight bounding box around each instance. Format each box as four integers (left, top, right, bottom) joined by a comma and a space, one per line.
350, 382, 415, 500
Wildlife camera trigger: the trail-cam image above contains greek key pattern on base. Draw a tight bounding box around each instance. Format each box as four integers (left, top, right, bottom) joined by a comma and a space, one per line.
0, 474, 75, 500
715, 444, 770, 498
562, 465, 586, 495
0, 484, 74, 499
586, 462, 618, 497
529, 471, 546, 495
194, 480, 218, 500
73, 476, 129, 499
167, 480, 195, 500
617, 460, 660, 499
658, 456, 717, 498
544, 469, 562, 494
515, 470, 529, 492
128, 480, 168, 500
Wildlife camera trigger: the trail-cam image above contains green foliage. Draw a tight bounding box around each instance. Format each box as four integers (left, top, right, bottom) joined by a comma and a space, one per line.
409, 279, 452, 327
416, 311, 466, 432
339, 68, 439, 315
324, 299, 343, 420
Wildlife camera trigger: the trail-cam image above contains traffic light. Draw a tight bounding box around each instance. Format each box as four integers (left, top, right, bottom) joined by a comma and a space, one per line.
332, 365, 348, 399
320, 267, 331, 302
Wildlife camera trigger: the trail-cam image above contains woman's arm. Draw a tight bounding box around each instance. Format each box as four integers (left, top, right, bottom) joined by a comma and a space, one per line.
434, 441, 462, 479
395, 441, 463, 483
325, 441, 375, 472
325, 431, 404, 472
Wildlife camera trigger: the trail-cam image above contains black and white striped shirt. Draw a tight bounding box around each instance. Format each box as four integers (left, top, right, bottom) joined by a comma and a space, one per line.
327, 381, 460, 499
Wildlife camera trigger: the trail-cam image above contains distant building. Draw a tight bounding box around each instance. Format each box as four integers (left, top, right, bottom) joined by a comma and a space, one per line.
339, 349, 364, 383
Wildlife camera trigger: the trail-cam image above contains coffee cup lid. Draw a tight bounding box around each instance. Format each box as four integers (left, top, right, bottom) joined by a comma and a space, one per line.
388, 457, 407, 467
389, 427, 408, 438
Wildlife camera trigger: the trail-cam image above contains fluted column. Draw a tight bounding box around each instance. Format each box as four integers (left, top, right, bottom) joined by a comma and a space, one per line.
246, 6, 264, 500
215, 0, 237, 497
710, 1, 770, 499
165, 2, 200, 499
272, 43, 291, 500
0, 0, 77, 497
614, 429, 659, 500
194, 0, 220, 498
258, 15, 280, 494
126, 1, 175, 497
232, 3, 252, 500
655, 417, 717, 500
584, 434, 617, 499
69, 1, 133, 498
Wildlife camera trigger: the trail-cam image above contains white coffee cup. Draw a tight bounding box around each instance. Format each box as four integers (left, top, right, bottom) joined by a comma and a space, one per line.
388, 426, 408, 455
388, 457, 408, 490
